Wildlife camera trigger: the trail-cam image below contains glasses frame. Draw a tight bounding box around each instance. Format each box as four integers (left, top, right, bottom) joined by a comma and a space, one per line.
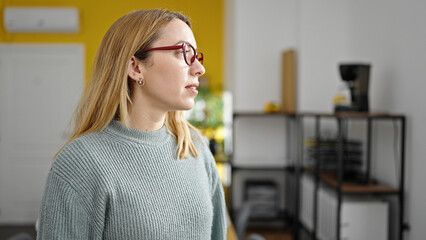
139, 42, 203, 66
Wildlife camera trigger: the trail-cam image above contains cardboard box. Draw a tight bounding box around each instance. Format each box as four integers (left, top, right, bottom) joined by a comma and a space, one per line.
281, 49, 297, 113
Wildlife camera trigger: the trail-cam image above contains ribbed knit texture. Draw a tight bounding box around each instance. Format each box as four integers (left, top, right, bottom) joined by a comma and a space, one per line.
37, 120, 227, 240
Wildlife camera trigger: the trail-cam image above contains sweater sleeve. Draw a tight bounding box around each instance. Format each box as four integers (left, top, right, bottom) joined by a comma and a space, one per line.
191, 132, 228, 239
37, 170, 91, 240
210, 163, 227, 240
205, 152, 227, 240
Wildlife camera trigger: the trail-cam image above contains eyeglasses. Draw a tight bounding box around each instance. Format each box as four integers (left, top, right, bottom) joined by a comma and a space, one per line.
137, 42, 203, 66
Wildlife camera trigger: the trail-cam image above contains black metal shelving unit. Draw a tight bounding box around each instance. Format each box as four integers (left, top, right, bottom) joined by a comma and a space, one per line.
229, 111, 408, 239
229, 112, 298, 229
293, 112, 408, 240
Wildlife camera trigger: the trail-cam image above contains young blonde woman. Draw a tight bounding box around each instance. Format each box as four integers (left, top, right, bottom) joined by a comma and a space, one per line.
37, 9, 227, 239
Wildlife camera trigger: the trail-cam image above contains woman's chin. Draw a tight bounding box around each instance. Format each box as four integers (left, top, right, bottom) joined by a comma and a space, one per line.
172, 102, 194, 111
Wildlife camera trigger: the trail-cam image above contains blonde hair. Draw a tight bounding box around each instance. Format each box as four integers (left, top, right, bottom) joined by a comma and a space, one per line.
56, 9, 199, 159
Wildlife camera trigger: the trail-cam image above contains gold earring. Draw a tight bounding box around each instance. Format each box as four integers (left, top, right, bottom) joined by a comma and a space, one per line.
137, 77, 144, 86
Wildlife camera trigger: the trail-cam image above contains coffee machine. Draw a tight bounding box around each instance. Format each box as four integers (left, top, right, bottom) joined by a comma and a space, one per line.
335, 63, 370, 112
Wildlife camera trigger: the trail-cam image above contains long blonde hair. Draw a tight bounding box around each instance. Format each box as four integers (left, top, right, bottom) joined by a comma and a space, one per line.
56, 9, 199, 159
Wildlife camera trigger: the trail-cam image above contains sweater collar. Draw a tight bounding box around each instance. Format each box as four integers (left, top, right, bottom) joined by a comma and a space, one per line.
105, 120, 170, 145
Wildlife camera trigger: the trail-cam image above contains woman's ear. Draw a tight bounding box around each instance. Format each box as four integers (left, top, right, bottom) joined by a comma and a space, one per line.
127, 56, 144, 81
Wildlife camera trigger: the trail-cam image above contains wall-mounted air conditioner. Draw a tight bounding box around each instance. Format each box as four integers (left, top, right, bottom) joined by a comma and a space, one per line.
3, 7, 79, 33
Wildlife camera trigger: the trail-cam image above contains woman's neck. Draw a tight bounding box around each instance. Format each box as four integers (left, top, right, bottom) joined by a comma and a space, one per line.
128, 104, 166, 132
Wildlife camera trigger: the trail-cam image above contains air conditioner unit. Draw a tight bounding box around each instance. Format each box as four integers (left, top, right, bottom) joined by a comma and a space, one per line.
3, 7, 79, 33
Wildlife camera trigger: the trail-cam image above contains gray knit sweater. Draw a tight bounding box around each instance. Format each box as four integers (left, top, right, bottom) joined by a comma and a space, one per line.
37, 120, 227, 239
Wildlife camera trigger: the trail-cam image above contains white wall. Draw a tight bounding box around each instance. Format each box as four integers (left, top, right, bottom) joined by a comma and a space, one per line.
225, 0, 298, 112
226, 1, 426, 239
298, 1, 351, 112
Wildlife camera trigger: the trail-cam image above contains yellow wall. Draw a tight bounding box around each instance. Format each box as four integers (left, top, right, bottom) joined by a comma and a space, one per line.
0, 0, 223, 91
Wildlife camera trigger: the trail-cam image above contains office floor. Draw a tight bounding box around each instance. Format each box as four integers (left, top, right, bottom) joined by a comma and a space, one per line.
0, 225, 37, 240
244, 227, 293, 240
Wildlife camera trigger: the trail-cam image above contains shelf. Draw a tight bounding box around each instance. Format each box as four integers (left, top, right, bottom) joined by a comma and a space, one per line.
247, 209, 288, 221
299, 111, 405, 119
231, 110, 407, 240
233, 111, 296, 117
304, 167, 398, 194
233, 111, 404, 119
231, 165, 291, 171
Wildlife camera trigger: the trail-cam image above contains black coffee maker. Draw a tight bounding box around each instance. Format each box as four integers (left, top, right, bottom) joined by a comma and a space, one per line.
335, 63, 370, 112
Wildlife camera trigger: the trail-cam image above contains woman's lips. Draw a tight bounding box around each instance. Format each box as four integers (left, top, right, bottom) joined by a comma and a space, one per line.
185, 83, 199, 95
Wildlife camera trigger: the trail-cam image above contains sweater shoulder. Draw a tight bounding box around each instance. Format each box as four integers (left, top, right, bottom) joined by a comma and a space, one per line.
189, 128, 217, 172
189, 128, 209, 149
52, 132, 108, 177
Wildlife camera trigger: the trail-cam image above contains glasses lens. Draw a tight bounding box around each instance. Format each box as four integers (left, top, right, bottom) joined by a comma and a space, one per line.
184, 43, 196, 65
197, 52, 204, 65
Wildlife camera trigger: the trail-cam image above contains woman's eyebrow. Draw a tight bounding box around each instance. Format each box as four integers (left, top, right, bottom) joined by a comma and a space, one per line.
174, 41, 198, 51
175, 40, 186, 45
